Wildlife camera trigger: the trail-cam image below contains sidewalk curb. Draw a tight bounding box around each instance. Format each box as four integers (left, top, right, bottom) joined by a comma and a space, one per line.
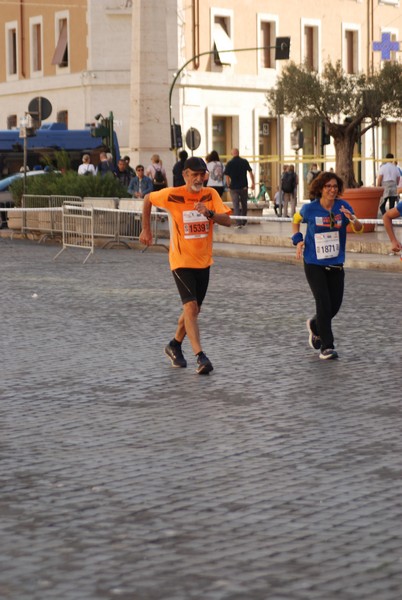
212, 242, 402, 272
3, 226, 402, 272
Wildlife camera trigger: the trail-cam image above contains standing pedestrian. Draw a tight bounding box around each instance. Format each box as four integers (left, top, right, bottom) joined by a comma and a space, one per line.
279, 165, 288, 216
123, 155, 135, 178
291, 172, 363, 360
172, 150, 188, 187
273, 186, 281, 216
128, 165, 153, 198
383, 199, 402, 253
78, 154, 96, 176
281, 164, 297, 218
224, 148, 255, 228
377, 153, 400, 215
113, 158, 132, 190
97, 151, 114, 176
146, 154, 168, 191
205, 150, 225, 197
139, 157, 231, 374
306, 163, 321, 186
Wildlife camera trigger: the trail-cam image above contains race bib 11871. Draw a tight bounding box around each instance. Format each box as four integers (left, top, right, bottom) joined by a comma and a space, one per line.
314, 230, 340, 259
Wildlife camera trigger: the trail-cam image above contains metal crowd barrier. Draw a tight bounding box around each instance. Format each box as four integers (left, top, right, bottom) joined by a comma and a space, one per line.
74, 199, 160, 249
11, 196, 163, 256
82, 198, 120, 247
54, 201, 95, 264
21, 195, 82, 241
117, 199, 160, 248
52, 199, 161, 262
21, 195, 51, 239
13, 196, 402, 244
118, 199, 143, 244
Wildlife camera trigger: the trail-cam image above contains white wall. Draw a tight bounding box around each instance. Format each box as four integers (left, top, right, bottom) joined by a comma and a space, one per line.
128, 0, 176, 177
0, 0, 132, 150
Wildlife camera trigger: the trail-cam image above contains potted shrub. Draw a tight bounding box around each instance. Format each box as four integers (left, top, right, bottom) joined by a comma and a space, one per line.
268, 60, 402, 231
10, 170, 131, 206
9, 171, 131, 233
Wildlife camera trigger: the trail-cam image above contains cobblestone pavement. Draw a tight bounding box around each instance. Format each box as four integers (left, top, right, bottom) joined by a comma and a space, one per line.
1, 238, 402, 600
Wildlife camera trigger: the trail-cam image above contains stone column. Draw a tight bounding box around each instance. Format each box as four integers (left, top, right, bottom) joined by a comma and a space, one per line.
129, 0, 176, 172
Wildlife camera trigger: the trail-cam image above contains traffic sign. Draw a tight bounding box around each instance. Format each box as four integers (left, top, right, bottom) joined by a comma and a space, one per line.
185, 127, 201, 151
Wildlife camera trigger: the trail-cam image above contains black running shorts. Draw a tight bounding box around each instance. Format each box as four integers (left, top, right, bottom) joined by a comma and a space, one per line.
172, 267, 210, 306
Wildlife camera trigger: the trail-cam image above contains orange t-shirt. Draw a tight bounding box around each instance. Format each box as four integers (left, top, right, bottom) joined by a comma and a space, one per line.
149, 186, 231, 270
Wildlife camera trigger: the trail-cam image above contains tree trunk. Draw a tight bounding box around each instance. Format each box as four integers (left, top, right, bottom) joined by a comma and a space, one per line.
332, 126, 359, 189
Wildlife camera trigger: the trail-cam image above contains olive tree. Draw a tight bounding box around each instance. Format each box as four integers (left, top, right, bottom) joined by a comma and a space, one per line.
267, 60, 402, 188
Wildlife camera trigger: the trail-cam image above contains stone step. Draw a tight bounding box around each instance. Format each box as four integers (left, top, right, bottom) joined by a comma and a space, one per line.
216, 227, 392, 255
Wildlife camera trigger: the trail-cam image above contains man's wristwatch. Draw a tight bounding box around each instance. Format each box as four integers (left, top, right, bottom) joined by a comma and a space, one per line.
207, 210, 215, 220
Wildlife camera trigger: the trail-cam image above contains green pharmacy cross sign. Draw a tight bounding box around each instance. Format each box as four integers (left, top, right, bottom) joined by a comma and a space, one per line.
372, 32, 400, 60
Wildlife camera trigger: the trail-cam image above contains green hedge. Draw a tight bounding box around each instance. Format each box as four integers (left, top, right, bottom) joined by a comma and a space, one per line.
10, 171, 131, 206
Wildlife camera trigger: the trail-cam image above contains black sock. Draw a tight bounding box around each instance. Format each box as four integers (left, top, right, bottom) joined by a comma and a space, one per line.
170, 338, 181, 347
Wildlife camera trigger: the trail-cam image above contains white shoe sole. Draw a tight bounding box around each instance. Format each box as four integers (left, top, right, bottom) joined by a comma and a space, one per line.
196, 362, 213, 375
306, 319, 321, 350
319, 350, 338, 360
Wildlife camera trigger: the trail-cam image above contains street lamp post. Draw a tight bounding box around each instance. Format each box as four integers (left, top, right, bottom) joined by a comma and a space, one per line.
169, 37, 290, 150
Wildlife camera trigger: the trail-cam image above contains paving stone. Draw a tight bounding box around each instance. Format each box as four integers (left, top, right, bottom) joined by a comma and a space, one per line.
1, 238, 402, 600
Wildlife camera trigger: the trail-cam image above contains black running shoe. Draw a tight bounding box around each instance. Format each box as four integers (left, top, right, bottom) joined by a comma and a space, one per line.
196, 352, 213, 375
306, 318, 321, 350
165, 343, 187, 368
319, 348, 339, 360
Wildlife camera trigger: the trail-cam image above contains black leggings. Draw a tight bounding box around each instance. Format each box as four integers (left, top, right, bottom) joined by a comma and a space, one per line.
304, 262, 345, 350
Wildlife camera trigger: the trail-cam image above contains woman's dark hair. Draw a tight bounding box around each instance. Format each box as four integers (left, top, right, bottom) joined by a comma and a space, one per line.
206, 150, 220, 162
309, 171, 344, 199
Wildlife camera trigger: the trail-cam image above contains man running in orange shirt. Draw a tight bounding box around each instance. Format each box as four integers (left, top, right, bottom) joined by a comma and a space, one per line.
139, 157, 231, 374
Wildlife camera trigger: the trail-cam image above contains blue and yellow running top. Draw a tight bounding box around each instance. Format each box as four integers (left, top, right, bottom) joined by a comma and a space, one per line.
293, 198, 357, 265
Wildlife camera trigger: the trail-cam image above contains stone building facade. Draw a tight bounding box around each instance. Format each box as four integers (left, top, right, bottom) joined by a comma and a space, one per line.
0, 0, 401, 192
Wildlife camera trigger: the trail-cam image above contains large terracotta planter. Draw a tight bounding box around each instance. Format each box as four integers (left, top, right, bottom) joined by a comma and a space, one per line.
342, 187, 383, 233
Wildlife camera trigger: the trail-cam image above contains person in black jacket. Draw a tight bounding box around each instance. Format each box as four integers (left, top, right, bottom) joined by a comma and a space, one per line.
113, 158, 132, 189
172, 150, 188, 187
224, 148, 255, 228
97, 151, 114, 176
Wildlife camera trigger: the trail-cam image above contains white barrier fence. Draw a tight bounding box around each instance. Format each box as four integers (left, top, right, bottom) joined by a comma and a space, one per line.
227, 215, 402, 226
4, 204, 402, 231
5, 205, 402, 226
1, 196, 162, 262
21, 195, 81, 241
54, 202, 95, 264
3, 198, 402, 264
4, 206, 402, 232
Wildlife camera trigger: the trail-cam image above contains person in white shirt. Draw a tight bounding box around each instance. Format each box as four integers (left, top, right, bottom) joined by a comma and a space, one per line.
205, 150, 225, 197
78, 154, 96, 176
145, 154, 168, 191
377, 153, 401, 215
